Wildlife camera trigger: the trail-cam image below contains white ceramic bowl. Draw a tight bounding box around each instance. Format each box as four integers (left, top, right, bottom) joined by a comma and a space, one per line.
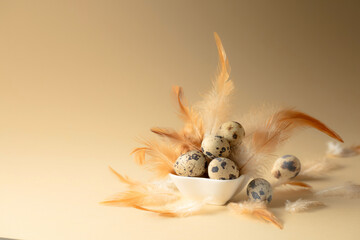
169, 173, 249, 205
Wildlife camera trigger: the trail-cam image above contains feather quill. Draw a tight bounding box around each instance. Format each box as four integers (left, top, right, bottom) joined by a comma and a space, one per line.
197, 32, 234, 135
228, 201, 283, 229
315, 183, 360, 198
285, 199, 325, 213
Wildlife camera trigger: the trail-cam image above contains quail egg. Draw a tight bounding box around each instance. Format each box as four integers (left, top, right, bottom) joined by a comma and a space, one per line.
247, 178, 273, 203
201, 135, 230, 159
271, 155, 301, 180
217, 121, 245, 146
208, 157, 240, 180
174, 150, 207, 177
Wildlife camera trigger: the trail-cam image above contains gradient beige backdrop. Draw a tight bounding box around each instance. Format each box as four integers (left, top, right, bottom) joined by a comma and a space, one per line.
1, 0, 360, 239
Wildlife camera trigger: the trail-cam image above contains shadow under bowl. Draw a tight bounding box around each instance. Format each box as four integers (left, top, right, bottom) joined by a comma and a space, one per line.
169, 173, 249, 205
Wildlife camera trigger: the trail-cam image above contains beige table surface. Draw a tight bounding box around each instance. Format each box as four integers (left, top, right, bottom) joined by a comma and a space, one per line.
1, 1, 360, 239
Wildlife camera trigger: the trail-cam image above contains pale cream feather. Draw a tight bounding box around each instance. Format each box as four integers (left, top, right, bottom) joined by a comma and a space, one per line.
315, 183, 360, 198
299, 158, 340, 178
285, 199, 325, 213
326, 141, 360, 158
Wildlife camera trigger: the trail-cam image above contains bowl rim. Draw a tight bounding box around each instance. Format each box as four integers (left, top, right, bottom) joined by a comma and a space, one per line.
169, 173, 245, 182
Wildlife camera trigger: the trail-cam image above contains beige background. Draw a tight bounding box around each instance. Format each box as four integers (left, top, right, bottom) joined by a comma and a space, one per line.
1, 0, 360, 239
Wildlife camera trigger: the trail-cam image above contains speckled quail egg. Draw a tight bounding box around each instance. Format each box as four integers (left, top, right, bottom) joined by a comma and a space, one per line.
208, 157, 240, 180
201, 135, 230, 159
217, 121, 245, 146
271, 155, 301, 180
174, 150, 207, 177
247, 178, 273, 203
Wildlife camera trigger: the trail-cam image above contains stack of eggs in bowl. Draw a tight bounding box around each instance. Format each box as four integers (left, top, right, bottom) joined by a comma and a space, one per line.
174, 121, 244, 180
171, 121, 246, 205
171, 121, 303, 206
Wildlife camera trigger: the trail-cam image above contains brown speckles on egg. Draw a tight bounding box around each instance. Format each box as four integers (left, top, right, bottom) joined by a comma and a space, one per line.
201, 135, 230, 159
271, 155, 301, 180
208, 157, 240, 180
274, 170, 281, 179
247, 178, 272, 203
174, 150, 207, 177
217, 121, 245, 147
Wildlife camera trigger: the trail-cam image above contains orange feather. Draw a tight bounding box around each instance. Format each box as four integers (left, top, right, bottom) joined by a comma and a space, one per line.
172, 86, 204, 143
228, 202, 283, 229
150, 127, 199, 153
108, 166, 141, 186
197, 33, 234, 135
285, 181, 312, 189
131, 201, 205, 217
276, 109, 343, 142
101, 189, 179, 207
131, 139, 179, 178
252, 108, 343, 154
102, 168, 180, 207
238, 108, 343, 174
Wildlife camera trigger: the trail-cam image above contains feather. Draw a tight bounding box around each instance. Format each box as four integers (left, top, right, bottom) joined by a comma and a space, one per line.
104, 169, 204, 217
233, 108, 343, 177
284, 181, 312, 189
326, 141, 360, 158
150, 127, 200, 153
131, 147, 147, 165
315, 183, 360, 198
132, 200, 206, 217
109, 166, 141, 186
196, 32, 234, 135
101, 189, 180, 207
272, 178, 312, 190
131, 138, 181, 178
250, 108, 343, 154
299, 158, 340, 178
285, 199, 325, 213
172, 86, 204, 145
150, 86, 204, 154
102, 168, 180, 207
228, 201, 283, 229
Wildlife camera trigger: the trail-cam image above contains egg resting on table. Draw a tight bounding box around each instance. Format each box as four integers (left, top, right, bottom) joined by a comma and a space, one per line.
201, 135, 230, 159
247, 178, 273, 203
208, 157, 240, 180
271, 155, 301, 180
217, 121, 245, 146
174, 150, 207, 177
